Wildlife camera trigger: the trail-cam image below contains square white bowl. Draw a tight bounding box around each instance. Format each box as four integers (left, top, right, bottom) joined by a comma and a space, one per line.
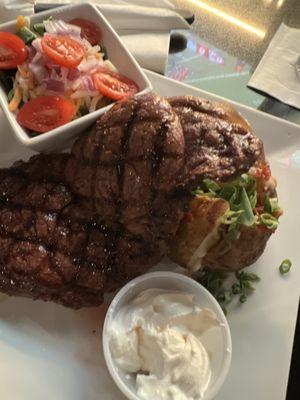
0, 2, 152, 153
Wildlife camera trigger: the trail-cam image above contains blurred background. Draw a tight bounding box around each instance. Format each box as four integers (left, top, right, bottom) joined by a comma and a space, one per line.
167, 0, 300, 123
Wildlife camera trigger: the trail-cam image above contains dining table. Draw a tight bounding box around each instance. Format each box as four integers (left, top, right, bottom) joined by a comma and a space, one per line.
166, 1, 300, 399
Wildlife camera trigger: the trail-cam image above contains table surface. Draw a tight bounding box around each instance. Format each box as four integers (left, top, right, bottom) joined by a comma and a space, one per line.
167, 0, 300, 125
167, 3, 300, 399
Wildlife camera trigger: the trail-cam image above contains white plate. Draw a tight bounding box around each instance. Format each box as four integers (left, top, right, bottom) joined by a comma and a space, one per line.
0, 70, 299, 400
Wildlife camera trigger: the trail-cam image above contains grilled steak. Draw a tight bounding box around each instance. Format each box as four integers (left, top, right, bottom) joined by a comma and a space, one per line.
0, 93, 264, 308
168, 96, 264, 186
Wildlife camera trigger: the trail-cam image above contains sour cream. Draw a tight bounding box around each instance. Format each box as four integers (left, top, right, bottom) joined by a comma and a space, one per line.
108, 289, 220, 400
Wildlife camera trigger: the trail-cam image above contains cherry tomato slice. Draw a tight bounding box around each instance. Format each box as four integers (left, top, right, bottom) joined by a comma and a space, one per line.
41, 35, 85, 68
261, 164, 271, 181
69, 18, 102, 46
92, 69, 139, 100
0, 32, 28, 69
17, 96, 75, 133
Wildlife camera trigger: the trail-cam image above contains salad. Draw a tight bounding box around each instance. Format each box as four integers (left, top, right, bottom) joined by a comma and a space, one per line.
0, 16, 139, 134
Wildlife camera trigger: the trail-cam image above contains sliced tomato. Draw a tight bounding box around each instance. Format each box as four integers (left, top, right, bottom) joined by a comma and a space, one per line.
255, 163, 271, 181
17, 96, 75, 133
261, 164, 271, 181
69, 18, 102, 46
0, 32, 28, 69
41, 35, 85, 68
92, 69, 139, 100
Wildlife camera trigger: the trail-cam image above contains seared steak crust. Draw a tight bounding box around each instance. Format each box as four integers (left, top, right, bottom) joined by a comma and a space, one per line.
168, 96, 264, 185
0, 94, 185, 308
0, 94, 265, 308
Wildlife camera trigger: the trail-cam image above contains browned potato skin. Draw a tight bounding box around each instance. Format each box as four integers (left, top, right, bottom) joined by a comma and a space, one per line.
170, 173, 279, 272
203, 225, 273, 272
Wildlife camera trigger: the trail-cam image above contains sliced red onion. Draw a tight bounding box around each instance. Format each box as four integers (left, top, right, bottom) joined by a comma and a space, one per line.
71, 77, 82, 91
44, 19, 81, 37
31, 38, 43, 53
68, 68, 80, 80
61, 67, 69, 81
78, 58, 99, 73
26, 45, 36, 61
45, 61, 60, 73
82, 75, 96, 91
71, 90, 99, 99
46, 79, 65, 93
28, 63, 48, 83
31, 51, 43, 64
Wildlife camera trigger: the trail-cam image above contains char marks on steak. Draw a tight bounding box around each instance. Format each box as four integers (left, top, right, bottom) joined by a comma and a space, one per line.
168, 96, 264, 185
0, 94, 185, 308
0, 93, 263, 308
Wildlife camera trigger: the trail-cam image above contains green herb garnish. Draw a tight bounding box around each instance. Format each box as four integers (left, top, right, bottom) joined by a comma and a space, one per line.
32, 22, 45, 36
18, 26, 37, 44
264, 196, 279, 214
198, 269, 260, 315
279, 259, 292, 274
259, 213, 279, 230
192, 173, 280, 246
203, 178, 221, 194
239, 294, 247, 303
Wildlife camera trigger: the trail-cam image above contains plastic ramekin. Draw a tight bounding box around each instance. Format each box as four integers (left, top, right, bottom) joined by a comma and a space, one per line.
102, 271, 232, 400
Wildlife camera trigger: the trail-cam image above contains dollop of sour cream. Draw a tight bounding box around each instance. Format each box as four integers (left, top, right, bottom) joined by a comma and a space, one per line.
108, 289, 220, 400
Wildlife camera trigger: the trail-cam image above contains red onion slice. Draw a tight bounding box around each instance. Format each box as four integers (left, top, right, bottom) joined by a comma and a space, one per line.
45, 79, 65, 92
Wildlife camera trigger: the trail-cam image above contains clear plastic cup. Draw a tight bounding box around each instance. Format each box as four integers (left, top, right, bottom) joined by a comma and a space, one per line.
103, 271, 232, 400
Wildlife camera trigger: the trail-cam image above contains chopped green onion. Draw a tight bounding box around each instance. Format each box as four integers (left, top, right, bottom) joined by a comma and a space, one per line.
238, 188, 256, 226
264, 196, 279, 214
203, 178, 221, 194
33, 22, 45, 36
223, 210, 244, 225
279, 259, 292, 274
249, 190, 257, 209
18, 26, 37, 44
231, 283, 242, 294
240, 173, 256, 189
241, 280, 255, 292
247, 273, 260, 282
260, 213, 279, 230
239, 294, 247, 303
191, 188, 214, 197
218, 185, 236, 202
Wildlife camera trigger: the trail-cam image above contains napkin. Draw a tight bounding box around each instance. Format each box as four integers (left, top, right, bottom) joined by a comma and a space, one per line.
0, 0, 190, 73
248, 24, 300, 110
